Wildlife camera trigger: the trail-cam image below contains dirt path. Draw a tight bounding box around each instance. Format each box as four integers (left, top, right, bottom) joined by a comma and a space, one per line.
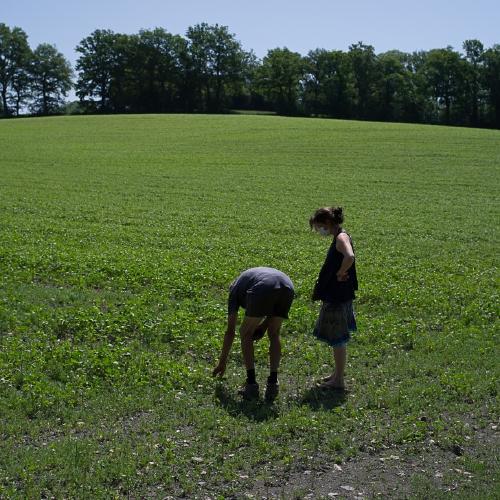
248, 422, 499, 499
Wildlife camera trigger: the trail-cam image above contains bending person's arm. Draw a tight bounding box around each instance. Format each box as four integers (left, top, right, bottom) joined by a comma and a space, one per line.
213, 313, 237, 377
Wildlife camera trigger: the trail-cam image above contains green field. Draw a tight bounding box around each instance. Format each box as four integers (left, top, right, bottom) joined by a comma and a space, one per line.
1, 114, 499, 498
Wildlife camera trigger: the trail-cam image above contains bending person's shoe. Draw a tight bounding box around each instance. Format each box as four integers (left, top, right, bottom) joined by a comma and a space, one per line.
238, 383, 259, 400
264, 381, 279, 402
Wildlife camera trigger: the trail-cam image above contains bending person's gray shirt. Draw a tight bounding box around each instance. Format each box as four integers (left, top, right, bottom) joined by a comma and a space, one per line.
227, 267, 294, 314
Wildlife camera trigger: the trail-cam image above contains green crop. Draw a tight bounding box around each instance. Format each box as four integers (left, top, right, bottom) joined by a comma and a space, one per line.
0, 114, 498, 498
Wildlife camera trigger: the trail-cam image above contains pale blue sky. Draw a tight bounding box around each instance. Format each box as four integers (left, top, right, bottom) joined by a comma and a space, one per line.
3, 0, 499, 67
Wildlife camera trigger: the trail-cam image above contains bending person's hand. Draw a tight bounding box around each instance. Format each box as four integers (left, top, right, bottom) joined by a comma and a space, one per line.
212, 361, 227, 377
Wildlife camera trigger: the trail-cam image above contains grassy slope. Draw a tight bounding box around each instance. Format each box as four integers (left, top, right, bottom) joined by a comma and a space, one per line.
0, 115, 498, 498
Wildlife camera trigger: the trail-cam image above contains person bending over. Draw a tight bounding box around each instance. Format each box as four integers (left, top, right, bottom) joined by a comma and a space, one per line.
213, 267, 295, 401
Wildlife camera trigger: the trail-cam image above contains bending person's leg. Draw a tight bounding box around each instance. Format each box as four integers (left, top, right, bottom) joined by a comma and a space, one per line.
238, 315, 263, 399
266, 316, 283, 373
253, 316, 271, 341
239, 315, 263, 393
239, 316, 263, 371
265, 316, 283, 401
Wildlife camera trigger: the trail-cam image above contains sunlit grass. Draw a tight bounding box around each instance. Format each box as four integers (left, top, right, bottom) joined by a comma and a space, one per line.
0, 114, 498, 497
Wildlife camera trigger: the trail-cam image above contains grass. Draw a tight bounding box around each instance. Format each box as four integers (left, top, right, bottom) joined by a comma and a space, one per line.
0, 114, 499, 498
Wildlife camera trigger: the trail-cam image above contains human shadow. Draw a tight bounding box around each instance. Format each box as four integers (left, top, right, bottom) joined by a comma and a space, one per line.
214, 383, 279, 422
300, 385, 348, 411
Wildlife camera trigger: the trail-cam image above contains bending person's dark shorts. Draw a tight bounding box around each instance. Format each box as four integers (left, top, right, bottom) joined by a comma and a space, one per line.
245, 288, 295, 319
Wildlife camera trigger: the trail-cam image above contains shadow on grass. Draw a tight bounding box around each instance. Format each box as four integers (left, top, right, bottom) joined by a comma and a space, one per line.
300, 385, 348, 411
214, 383, 279, 422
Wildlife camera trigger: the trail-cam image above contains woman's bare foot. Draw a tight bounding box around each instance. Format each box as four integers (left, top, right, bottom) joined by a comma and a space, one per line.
317, 376, 345, 390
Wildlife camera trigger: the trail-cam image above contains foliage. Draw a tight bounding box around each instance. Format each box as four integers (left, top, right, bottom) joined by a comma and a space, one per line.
348, 42, 380, 120
462, 39, 485, 126
419, 47, 468, 124
482, 44, 500, 127
303, 49, 355, 118
75, 29, 128, 113
256, 47, 306, 115
1, 21, 500, 127
132, 29, 187, 113
29, 44, 72, 115
0, 23, 31, 116
185, 23, 249, 112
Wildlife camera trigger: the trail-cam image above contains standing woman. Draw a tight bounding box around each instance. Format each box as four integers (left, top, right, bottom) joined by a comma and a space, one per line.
309, 206, 358, 390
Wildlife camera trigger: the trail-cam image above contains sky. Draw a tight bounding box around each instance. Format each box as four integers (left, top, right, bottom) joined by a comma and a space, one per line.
3, 0, 499, 98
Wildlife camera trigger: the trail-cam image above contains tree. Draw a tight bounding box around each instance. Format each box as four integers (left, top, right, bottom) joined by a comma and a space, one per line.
131, 28, 187, 112
303, 49, 355, 118
104, 33, 136, 113
256, 47, 305, 114
75, 30, 119, 112
402, 51, 436, 123
30, 43, 72, 115
482, 44, 500, 128
420, 47, 470, 124
76, 31, 138, 113
0, 23, 31, 116
348, 42, 379, 119
375, 50, 421, 122
8, 58, 32, 115
463, 39, 484, 126
186, 23, 249, 112
230, 50, 263, 110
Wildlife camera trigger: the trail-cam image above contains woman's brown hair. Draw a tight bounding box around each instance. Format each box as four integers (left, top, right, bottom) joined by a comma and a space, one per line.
309, 206, 344, 228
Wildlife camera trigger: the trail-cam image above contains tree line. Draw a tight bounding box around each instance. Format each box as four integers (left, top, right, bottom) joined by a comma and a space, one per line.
1, 22, 499, 128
